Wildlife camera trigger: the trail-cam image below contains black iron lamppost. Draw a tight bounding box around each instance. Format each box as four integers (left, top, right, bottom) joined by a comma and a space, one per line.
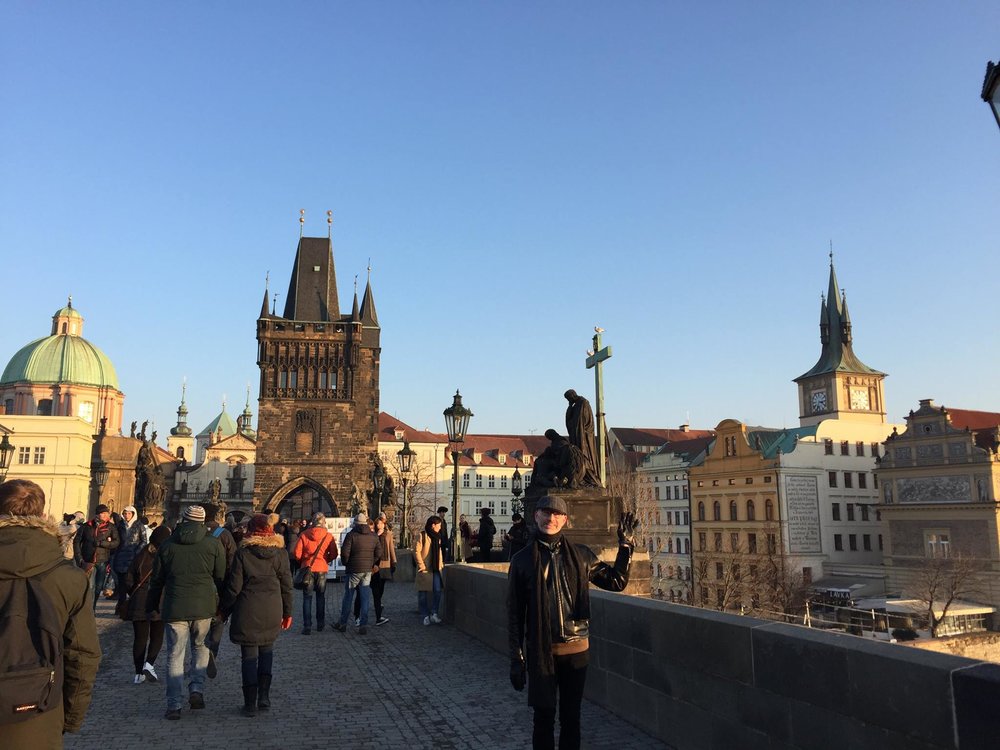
396, 440, 416, 547
91, 459, 110, 510
511, 466, 523, 516
984, 60, 1000, 132
0, 433, 14, 482
443, 390, 473, 563
372, 461, 386, 517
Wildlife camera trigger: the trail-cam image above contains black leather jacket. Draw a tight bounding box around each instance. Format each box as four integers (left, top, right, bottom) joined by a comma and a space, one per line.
507, 535, 631, 662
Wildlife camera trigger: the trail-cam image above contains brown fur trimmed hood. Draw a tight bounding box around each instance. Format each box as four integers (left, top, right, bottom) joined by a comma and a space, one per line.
0, 514, 68, 580
240, 534, 285, 549
0, 514, 63, 539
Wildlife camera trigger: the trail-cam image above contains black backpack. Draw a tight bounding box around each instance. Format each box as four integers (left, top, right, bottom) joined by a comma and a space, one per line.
0, 569, 64, 724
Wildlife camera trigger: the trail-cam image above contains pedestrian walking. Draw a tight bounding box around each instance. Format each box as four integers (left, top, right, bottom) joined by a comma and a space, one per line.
355, 514, 395, 625
507, 495, 636, 750
332, 512, 382, 635
505, 513, 530, 560
219, 514, 293, 717
123, 525, 172, 685
478, 506, 496, 563
292, 512, 337, 634
436, 506, 451, 561
113, 505, 146, 607
459, 513, 472, 561
0, 479, 101, 747
201, 503, 237, 679
58, 512, 82, 560
73, 503, 120, 610
414, 514, 445, 625
146, 504, 226, 720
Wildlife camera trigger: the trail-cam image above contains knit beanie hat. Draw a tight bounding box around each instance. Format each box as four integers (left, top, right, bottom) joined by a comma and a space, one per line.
247, 513, 273, 537
183, 505, 206, 522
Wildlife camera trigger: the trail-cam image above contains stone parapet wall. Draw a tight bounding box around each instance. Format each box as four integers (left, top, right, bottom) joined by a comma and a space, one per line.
444, 565, 1000, 749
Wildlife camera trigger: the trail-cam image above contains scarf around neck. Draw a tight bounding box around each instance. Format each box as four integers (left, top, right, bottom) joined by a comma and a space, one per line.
425, 529, 442, 572
531, 532, 590, 677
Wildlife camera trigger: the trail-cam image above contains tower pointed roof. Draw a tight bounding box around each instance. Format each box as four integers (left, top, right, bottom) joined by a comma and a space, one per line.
351, 290, 360, 322
360, 277, 379, 327
260, 285, 270, 318
282, 236, 340, 322
198, 402, 237, 438
794, 259, 884, 381
170, 381, 193, 436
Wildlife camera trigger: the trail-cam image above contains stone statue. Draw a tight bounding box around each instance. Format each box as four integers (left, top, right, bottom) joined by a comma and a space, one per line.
134, 437, 165, 515
130, 421, 137, 439
528, 429, 600, 492
139, 420, 148, 441
150, 430, 157, 444
207, 477, 222, 501
99, 416, 107, 436
565, 389, 600, 481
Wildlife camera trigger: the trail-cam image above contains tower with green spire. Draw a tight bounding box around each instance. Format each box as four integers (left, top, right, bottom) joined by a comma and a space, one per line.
794, 257, 887, 426
167, 380, 196, 461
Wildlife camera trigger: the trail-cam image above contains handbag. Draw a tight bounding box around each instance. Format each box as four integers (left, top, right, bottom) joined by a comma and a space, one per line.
117, 567, 152, 620
293, 535, 327, 590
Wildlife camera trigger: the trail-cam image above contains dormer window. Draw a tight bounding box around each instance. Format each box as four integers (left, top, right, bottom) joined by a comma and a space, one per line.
499, 454, 507, 465
394, 428, 404, 440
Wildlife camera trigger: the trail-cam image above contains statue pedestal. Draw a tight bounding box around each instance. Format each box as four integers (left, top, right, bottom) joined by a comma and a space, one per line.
526, 489, 650, 597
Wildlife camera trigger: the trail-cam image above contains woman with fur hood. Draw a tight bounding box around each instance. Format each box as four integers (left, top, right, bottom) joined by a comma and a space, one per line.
220, 514, 293, 717
123, 524, 172, 684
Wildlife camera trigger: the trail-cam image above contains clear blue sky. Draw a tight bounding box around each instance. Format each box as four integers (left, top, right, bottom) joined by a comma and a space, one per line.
2, 3, 998, 438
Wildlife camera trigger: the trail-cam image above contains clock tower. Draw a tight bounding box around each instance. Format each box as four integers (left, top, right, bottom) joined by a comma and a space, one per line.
794, 258, 886, 427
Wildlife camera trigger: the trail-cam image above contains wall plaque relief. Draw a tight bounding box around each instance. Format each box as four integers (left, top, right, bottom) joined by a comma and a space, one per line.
897, 475, 970, 504
916, 444, 944, 459
784, 475, 822, 554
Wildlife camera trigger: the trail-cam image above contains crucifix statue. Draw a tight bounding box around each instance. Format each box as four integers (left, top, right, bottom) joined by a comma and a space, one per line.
585, 326, 612, 487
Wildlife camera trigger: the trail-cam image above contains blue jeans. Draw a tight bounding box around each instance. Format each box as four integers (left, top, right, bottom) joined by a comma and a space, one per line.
164, 619, 212, 710
88, 563, 110, 611
240, 644, 273, 685
418, 571, 443, 618
302, 571, 327, 628
339, 571, 371, 626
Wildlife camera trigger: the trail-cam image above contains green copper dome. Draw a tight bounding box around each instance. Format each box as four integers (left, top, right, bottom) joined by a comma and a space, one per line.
1, 334, 120, 389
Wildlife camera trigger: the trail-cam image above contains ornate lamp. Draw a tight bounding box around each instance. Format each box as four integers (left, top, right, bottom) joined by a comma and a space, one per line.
372, 461, 386, 516
443, 390, 473, 562
0, 434, 14, 482
396, 440, 416, 547
984, 60, 1000, 132
511, 466, 523, 515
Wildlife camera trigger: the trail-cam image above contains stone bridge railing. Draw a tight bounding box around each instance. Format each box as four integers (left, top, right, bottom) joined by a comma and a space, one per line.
443, 564, 999, 749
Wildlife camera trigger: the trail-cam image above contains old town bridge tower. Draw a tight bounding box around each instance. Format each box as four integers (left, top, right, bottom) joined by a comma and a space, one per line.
253, 233, 380, 520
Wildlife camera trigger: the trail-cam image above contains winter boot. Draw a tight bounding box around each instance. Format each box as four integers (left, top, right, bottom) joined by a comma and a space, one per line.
257, 674, 272, 710
241, 685, 258, 717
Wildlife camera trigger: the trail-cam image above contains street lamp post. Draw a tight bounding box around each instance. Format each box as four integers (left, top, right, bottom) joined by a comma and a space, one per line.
0, 433, 14, 482
443, 390, 473, 563
91, 459, 110, 511
396, 440, 415, 548
511, 467, 523, 516
983, 60, 1000, 132
372, 461, 386, 517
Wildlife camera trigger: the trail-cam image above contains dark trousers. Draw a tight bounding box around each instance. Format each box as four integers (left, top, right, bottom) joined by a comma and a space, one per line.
354, 574, 386, 620
132, 619, 164, 674
206, 614, 226, 656
532, 652, 589, 750
240, 643, 274, 686
302, 571, 327, 628
479, 539, 493, 563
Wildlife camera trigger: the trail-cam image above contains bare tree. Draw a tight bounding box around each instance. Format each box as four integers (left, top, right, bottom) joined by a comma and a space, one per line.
745, 525, 810, 620
694, 549, 746, 612
382, 449, 438, 548
606, 450, 655, 545
908, 554, 987, 637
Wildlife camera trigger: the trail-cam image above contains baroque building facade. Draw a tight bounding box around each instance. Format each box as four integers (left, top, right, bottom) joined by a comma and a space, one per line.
252, 235, 381, 521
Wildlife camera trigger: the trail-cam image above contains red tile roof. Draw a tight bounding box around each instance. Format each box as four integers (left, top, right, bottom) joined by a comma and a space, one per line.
611, 426, 714, 449
945, 408, 1000, 431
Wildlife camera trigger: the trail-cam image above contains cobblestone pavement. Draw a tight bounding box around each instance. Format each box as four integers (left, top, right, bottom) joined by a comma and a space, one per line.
65, 582, 666, 750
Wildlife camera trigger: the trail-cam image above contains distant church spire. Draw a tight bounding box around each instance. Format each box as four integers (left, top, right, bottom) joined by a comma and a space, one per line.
260, 272, 270, 318
360, 261, 379, 327
170, 378, 192, 437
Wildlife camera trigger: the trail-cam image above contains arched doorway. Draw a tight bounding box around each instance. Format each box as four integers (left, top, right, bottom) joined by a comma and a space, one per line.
270, 481, 336, 525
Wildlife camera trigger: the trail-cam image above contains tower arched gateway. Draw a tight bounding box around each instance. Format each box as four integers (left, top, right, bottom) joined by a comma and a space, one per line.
265, 478, 338, 524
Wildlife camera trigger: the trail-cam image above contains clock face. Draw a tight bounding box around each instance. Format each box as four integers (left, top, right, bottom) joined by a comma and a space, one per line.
850, 387, 870, 410
811, 390, 827, 413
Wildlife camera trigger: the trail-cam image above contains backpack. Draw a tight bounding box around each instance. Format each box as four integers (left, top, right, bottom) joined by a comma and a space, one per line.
0, 569, 64, 724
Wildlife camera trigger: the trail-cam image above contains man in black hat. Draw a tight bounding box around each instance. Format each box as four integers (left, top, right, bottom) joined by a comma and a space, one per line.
73, 503, 120, 611
507, 495, 636, 750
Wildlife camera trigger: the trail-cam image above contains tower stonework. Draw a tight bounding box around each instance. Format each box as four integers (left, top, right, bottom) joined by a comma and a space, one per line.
253, 236, 381, 520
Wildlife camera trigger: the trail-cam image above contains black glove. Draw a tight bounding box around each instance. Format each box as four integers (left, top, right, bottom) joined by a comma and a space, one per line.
617, 512, 637, 548
390, 565, 397, 574
510, 655, 526, 691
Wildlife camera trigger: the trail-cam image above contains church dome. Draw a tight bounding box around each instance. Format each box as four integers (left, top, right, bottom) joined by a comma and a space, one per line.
0, 301, 120, 389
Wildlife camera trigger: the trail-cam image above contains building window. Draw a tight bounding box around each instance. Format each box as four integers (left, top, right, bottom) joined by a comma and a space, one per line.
475, 500, 483, 510
716, 588, 725, 608
748, 534, 757, 553
832, 503, 841, 521
33, 447, 45, 465
500, 476, 507, 489
871, 443, 880, 458
847, 503, 855, 521
764, 475, 772, 484
682, 511, 688, 526
925, 531, 951, 558
78, 402, 95, 423
824, 439, 834, 455
878, 534, 883, 551
856, 442, 865, 456
462, 473, 470, 488
828, 471, 837, 488
715, 562, 724, 580
863, 534, 871, 551
712, 480, 719, 487
18, 446, 30, 465
655, 486, 661, 501
849, 534, 858, 551
746, 477, 754, 485
840, 441, 849, 456
844, 472, 853, 489
764, 499, 774, 521
698, 533, 706, 552
746, 500, 756, 521
834, 534, 843, 551
488, 500, 496, 512
730, 532, 739, 551
488, 475, 495, 488
683, 485, 689, 499
500, 501, 507, 516
674, 486, 681, 500
858, 473, 867, 489
729, 500, 738, 521
36, 399, 52, 416
475, 475, 482, 488
802, 567, 812, 585
697, 502, 705, 521
713, 533, 723, 551
697, 481, 703, 488
713, 501, 721, 521
766, 534, 776, 554
667, 538, 673, 553
860, 505, 869, 522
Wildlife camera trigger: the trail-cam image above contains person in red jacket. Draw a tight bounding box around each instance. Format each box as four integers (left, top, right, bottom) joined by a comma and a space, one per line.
292, 512, 337, 635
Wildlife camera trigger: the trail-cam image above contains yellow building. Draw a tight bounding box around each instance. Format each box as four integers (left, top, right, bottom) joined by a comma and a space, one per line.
0, 415, 94, 520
